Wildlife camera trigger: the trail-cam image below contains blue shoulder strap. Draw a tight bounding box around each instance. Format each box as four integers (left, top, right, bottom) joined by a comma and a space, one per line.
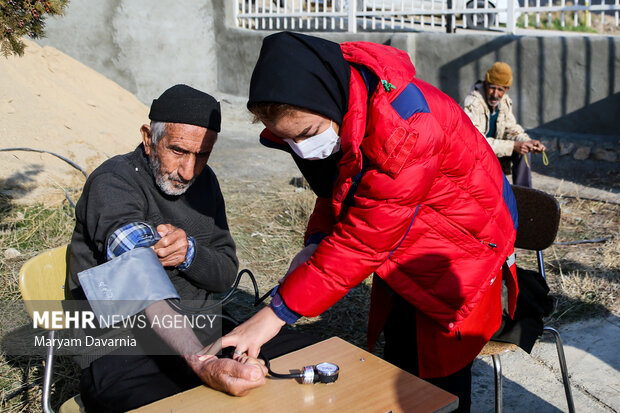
351, 63, 379, 104
391, 83, 430, 120
344, 155, 369, 207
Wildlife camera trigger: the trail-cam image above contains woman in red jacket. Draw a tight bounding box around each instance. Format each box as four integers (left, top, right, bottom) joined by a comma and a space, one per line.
223, 32, 518, 411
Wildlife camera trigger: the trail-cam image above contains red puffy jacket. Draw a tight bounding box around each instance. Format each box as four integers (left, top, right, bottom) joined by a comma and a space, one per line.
262, 41, 518, 378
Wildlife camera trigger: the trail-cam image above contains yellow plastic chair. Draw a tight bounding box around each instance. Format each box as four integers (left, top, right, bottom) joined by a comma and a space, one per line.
18, 245, 85, 413
478, 185, 575, 413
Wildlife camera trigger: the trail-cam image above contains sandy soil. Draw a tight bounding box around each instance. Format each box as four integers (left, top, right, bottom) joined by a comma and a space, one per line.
0, 39, 148, 205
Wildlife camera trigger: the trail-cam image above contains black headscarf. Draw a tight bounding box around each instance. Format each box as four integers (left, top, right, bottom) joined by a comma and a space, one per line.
248, 32, 351, 124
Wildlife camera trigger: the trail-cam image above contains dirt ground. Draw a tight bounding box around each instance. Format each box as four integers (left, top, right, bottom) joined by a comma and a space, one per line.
0, 39, 617, 413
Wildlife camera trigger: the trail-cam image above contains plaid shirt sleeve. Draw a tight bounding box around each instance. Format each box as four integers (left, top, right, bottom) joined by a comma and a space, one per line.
106, 222, 196, 270
178, 236, 195, 271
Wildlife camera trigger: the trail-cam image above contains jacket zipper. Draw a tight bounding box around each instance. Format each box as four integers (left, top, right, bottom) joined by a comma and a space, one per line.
481, 240, 497, 249
387, 204, 420, 259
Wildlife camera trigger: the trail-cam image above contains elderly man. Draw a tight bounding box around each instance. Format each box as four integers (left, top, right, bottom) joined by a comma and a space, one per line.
69, 85, 309, 412
462, 62, 545, 187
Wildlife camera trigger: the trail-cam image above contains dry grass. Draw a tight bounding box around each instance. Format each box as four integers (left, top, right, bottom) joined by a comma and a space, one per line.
221, 179, 375, 349
0, 195, 80, 412
223, 179, 315, 291
0, 180, 618, 411
515, 196, 620, 324
550, 197, 620, 321
521, 8, 619, 35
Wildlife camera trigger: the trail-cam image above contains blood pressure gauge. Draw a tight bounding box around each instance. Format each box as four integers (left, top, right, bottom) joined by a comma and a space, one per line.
301, 362, 340, 384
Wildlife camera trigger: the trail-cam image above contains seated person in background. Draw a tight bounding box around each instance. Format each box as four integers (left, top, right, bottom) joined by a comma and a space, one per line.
69, 84, 312, 412
462, 62, 545, 187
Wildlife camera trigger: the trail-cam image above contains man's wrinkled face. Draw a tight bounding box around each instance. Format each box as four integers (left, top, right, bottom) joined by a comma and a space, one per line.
141, 122, 217, 196
484, 82, 509, 110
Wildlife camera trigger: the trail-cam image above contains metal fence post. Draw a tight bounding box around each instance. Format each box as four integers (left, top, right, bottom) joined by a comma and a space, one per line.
349, 0, 358, 33
446, 0, 454, 32
506, 0, 516, 33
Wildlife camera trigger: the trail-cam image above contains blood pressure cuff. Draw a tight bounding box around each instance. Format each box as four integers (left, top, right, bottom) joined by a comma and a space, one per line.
77, 247, 179, 321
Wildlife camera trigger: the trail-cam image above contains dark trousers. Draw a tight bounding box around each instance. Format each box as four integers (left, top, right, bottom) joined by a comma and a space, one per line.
383, 295, 473, 413
499, 152, 532, 187
80, 321, 319, 413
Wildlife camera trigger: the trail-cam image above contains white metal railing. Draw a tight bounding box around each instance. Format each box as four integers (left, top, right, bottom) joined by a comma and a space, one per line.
234, 0, 620, 34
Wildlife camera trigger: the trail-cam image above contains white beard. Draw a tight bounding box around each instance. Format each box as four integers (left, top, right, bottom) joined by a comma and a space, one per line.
148, 152, 195, 196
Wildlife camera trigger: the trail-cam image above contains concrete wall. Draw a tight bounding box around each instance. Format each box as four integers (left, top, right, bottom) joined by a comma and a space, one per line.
37, 0, 218, 104
211, 0, 396, 97
37, 0, 619, 137
409, 33, 620, 136
212, 0, 619, 137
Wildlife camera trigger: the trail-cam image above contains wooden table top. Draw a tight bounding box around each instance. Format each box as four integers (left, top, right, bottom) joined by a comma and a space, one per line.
131, 336, 458, 413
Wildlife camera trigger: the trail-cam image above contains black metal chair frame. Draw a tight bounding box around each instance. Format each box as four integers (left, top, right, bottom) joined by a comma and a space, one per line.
481, 185, 575, 413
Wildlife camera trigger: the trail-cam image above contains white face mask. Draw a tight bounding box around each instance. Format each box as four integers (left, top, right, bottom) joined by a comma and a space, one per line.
284, 121, 341, 160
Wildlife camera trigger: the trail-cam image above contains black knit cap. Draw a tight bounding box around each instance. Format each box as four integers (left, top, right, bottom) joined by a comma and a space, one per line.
149, 84, 221, 132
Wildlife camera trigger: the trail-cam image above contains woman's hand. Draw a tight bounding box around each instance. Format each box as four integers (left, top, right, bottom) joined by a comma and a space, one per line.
280, 243, 319, 283
222, 306, 286, 359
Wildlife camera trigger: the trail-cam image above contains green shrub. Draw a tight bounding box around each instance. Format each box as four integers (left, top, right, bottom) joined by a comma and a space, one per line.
1, 0, 68, 57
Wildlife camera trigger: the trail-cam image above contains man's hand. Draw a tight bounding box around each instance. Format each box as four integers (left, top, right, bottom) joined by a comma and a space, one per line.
529, 139, 546, 153
152, 224, 188, 267
222, 306, 286, 359
513, 141, 532, 154
186, 355, 267, 396
514, 140, 546, 155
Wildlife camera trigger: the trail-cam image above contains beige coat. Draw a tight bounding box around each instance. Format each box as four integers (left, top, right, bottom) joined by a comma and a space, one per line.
462, 81, 531, 157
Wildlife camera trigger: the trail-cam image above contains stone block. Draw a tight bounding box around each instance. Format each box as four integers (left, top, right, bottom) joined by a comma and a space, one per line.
573, 146, 591, 160
541, 137, 558, 153
591, 148, 617, 162
559, 142, 576, 156
4, 248, 21, 259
